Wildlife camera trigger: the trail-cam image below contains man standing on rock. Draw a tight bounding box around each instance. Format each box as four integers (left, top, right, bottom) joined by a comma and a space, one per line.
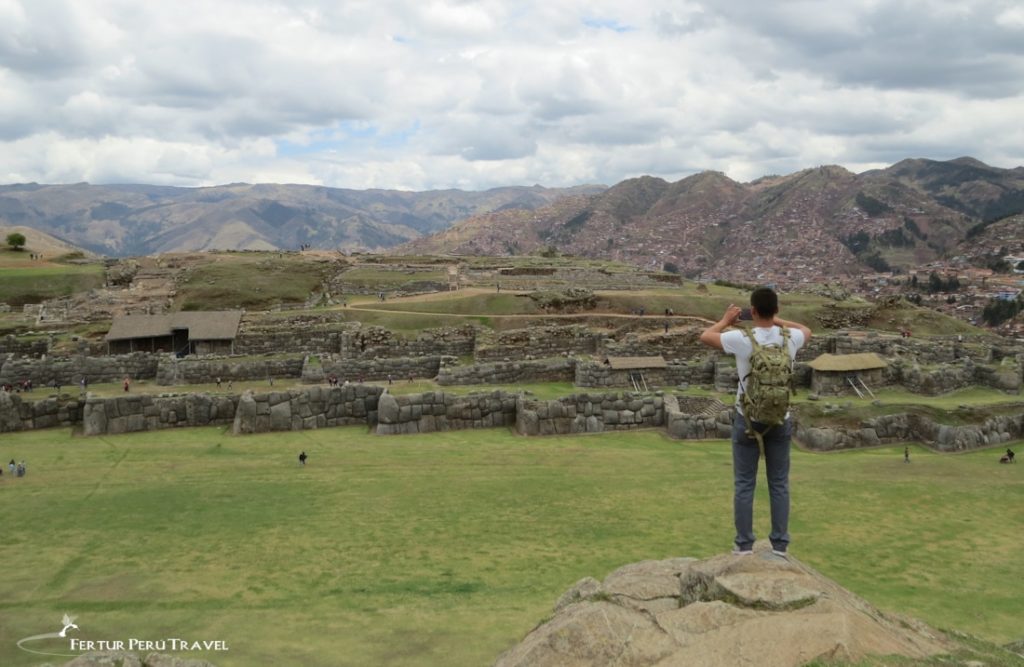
699, 286, 811, 557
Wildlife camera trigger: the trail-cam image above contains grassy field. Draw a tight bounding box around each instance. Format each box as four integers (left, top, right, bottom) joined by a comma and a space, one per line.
0, 259, 105, 306
1, 426, 1021, 666
336, 267, 447, 286
177, 255, 334, 311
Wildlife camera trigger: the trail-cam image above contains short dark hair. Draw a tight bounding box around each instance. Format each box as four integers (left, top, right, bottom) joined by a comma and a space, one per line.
750, 286, 778, 318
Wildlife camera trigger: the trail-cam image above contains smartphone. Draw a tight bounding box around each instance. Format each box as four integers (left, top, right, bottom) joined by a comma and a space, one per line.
738, 308, 753, 321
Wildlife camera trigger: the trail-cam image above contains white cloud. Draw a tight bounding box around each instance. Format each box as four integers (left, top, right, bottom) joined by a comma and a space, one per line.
0, 0, 1021, 190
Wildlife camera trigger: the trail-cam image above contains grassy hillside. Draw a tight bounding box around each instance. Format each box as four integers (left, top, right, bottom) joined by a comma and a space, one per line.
0, 249, 104, 306
176, 253, 336, 310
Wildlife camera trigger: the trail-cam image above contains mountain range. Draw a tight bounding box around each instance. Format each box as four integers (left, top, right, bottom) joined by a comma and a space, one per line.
1, 158, 1022, 281
398, 157, 1024, 282
0, 182, 603, 257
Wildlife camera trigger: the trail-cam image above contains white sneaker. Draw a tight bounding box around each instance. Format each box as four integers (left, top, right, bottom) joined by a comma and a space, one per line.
732, 547, 753, 556
771, 549, 789, 559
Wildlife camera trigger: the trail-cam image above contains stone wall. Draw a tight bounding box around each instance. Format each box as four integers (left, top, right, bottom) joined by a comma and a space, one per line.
234, 329, 346, 355
0, 353, 160, 388
0, 391, 83, 432
796, 410, 1024, 452
600, 329, 705, 361
155, 355, 304, 386
664, 395, 732, 440
574, 359, 717, 389
973, 357, 1023, 392
232, 385, 383, 434
233, 312, 354, 355
0, 334, 49, 358
664, 359, 717, 388
82, 392, 240, 436
475, 325, 601, 362
376, 389, 517, 434
340, 326, 476, 360
307, 355, 446, 383
515, 391, 665, 435
811, 367, 889, 396
885, 358, 1022, 395
437, 358, 575, 385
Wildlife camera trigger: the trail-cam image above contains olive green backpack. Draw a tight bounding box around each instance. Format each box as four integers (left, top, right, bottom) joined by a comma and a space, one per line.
740, 328, 793, 448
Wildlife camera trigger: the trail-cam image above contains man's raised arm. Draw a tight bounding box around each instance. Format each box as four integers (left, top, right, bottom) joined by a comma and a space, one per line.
700, 305, 742, 351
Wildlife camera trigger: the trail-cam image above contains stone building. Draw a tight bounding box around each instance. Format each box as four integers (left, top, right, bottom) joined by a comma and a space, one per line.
605, 356, 668, 390
809, 352, 888, 396
105, 311, 243, 356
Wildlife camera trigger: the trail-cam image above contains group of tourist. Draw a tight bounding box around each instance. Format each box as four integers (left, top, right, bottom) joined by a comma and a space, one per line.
1, 379, 34, 392
4, 458, 27, 478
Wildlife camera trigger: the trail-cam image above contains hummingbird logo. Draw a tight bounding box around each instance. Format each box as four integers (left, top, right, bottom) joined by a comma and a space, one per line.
59, 614, 79, 637
16, 613, 81, 657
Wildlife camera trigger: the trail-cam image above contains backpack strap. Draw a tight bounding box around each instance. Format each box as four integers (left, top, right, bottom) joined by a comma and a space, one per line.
738, 328, 765, 454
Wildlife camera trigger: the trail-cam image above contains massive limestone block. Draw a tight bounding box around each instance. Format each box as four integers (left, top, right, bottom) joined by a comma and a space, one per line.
377, 392, 399, 424
82, 397, 108, 436
0, 390, 23, 432
231, 391, 259, 435
269, 400, 292, 431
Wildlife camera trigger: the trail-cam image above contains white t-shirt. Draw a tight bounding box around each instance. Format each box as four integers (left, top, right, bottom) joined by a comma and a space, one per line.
721, 325, 805, 417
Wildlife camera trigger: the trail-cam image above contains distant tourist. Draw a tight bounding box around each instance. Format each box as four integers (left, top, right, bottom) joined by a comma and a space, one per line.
8, 459, 14, 476
496, 282, 501, 293
123, 377, 130, 392
1005, 448, 1015, 464
387, 374, 393, 385
216, 377, 222, 389
16, 460, 26, 477
298, 451, 307, 466
904, 446, 910, 464
664, 320, 670, 334
699, 286, 811, 557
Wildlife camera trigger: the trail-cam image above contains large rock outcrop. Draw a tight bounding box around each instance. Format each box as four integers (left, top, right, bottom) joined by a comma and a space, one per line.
495, 545, 956, 667
60, 651, 216, 666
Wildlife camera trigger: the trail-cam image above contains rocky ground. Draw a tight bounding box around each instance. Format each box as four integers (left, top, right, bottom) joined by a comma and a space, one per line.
494, 543, 1024, 667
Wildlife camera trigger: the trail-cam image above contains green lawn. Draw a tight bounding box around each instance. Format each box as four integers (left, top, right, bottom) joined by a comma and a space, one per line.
337, 267, 447, 286
362, 293, 539, 316
337, 308, 492, 332
0, 264, 105, 306
177, 256, 331, 311
1, 427, 1022, 666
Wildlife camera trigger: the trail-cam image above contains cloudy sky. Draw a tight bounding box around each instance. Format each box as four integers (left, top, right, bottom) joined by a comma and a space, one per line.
2, 0, 1023, 190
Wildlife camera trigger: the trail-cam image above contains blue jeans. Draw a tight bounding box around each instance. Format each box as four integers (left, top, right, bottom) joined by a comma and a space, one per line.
732, 413, 791, 552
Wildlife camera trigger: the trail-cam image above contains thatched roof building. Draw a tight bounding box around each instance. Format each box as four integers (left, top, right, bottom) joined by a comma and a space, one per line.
606, 356, 668, 370
105, 311, 243, 355
809, 353, 888, 396
808, 353, 887, 372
